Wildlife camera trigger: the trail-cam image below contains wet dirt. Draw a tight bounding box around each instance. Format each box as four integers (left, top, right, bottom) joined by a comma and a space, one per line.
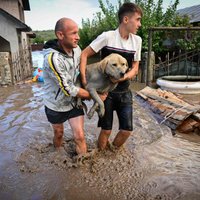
0, 82, 200, 200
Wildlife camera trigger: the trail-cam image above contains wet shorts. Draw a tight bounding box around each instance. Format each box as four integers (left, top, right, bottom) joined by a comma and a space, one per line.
98, 90, 133, 131
45, 106, 84, 124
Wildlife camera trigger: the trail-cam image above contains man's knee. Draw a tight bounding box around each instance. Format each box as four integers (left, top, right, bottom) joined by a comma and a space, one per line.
74, 130, 85, 143
101, 129, 112, 135
53, 124, 64, 139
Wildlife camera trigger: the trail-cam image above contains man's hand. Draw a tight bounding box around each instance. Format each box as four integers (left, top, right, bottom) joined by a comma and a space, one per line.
98, 93, 108, 101
81, 76, 87, 88
110, 73, 129, 83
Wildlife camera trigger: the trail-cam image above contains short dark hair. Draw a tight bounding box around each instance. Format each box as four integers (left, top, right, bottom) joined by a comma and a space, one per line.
118, 3, 143, 23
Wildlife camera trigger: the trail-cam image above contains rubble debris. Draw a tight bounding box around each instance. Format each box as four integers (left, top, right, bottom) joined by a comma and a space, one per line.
136, 87, 200, 134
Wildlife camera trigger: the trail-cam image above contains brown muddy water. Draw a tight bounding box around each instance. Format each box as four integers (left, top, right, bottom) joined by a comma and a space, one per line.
0, 82, 200, 200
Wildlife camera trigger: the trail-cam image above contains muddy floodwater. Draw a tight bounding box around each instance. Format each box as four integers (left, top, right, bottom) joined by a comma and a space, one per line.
0, 82, 200, 200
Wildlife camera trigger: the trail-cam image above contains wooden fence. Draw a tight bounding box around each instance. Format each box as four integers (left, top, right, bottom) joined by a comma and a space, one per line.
11, 45, 33, 84
154, 49, 200, 80
146, 27, 200, 85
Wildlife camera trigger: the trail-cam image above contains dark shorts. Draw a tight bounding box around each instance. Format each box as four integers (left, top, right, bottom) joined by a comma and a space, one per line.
45, 106, 84, 124
98, 90, 133, 131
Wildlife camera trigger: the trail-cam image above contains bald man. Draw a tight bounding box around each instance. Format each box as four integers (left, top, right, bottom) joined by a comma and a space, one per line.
42, 18, 106, 155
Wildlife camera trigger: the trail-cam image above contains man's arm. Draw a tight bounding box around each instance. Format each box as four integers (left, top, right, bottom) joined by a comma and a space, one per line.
80, 46, 96, 87
125, 61, 139, 80
76, 88, 107, 102
79, 46, 107, 101
46, 52, 81, 97
76, 88, 91, 99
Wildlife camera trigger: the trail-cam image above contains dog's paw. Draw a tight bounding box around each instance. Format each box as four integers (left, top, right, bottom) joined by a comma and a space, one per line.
98, 108, 105, 118
87, 111, 94, 119
76, 98, 83, 108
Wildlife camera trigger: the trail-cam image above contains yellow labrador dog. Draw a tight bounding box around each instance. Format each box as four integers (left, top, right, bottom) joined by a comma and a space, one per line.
78, 53, 128, 119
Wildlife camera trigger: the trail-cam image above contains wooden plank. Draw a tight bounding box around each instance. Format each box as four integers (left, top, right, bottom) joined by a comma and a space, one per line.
138, 86, 200, 112
148, 99, 190, 121
177, 118, 200, 133
136, 86, 200, 133
136, 91, 148, 100
192, 113, 200, 122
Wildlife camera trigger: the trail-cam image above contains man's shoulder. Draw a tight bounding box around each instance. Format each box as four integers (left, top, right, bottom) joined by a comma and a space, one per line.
105, 29, 118, 37
42, 48, 59, 55
95, 29, 117, 40
130, 34, 142, 41
43, 48, 59, 59
73, 46, 81, 54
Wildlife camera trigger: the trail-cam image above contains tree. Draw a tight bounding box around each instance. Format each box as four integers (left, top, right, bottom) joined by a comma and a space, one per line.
79, 0, 193, 54
31, 30, 55, 44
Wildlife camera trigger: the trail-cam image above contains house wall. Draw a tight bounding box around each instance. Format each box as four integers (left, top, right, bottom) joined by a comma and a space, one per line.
21, 31, 29, 48
0, 12, 19, 53
0, 0, 33, 85
0, 0, 24, 22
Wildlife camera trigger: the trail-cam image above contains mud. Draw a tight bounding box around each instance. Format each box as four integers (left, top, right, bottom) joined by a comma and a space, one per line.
0, 82, 200, 200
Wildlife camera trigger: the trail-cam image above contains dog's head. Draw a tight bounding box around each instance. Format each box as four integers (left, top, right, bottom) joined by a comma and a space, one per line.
101, 53, 128, 80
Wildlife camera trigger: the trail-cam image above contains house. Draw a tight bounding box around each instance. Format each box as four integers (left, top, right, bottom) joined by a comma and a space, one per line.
177, 4, 200, 26
0, 0, 35, 85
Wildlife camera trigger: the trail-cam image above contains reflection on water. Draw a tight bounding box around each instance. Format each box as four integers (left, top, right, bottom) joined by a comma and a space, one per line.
0, 83, 200, 200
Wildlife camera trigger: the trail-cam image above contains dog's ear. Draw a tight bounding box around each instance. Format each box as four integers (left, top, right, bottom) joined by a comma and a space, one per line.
125, 59, 128, 67
99, 57, 109, 72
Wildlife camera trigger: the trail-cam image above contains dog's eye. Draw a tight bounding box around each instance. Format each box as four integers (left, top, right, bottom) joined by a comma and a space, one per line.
112, 63, 117, 66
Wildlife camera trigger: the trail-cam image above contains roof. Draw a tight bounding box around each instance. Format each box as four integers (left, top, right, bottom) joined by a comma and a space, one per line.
26, 32, 36, 38
22, 0, 30, 11
177, 4, 200, 24
0, 8, 32, 31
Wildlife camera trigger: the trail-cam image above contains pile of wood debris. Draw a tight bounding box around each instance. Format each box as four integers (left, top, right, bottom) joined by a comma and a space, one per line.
136, 87, 200, 134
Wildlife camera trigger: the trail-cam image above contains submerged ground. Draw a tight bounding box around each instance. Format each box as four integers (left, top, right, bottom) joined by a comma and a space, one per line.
0, 82, 200, 200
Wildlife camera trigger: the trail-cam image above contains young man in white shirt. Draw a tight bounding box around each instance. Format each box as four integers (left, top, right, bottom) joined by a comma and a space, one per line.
80, 3, 143, 150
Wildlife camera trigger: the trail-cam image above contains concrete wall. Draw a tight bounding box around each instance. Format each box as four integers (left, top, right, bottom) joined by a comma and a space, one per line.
0, 0, 24, 22
0, 12, 19, 53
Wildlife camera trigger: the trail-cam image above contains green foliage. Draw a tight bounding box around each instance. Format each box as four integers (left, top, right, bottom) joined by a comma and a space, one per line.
31, 30, 55, 44
133, 0, 188, 53
79, 0, 120, 49
31, 0, 199, 54
79, 0, 196, 54
176, 31, 200, 50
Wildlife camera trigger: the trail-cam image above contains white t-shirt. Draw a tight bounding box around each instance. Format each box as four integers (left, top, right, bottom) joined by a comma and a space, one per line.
90, 28, 142, 61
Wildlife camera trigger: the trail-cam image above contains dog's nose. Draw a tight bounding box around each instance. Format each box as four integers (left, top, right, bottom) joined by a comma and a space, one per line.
120, 72, 125, 77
